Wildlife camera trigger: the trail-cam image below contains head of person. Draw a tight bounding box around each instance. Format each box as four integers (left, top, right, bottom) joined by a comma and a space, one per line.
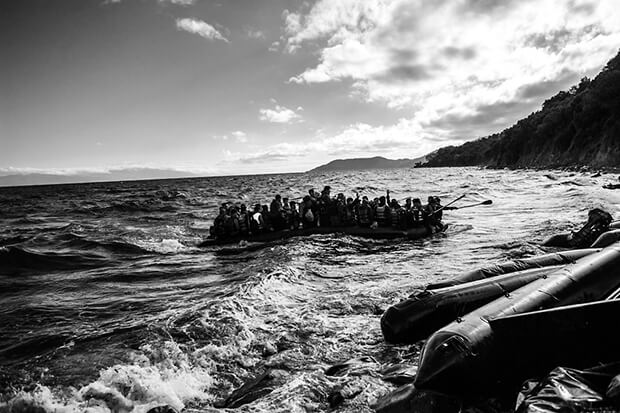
405, 198, 412, 206
427, 196, 435, 205
434, 196, 441, 204
240, 204, 247, 212
362, 196, 369, 205
303, 195, 311, 206
322, 185, 331, 195
254, 204, 261, 213
283, 197, 289, 204
413, 198, 422, 207
379, 196, 386, 205
290, 200, 296, 208
275, 194, 281, 201
309, 189, 316, 197
390, 199, 399, 208
218, 206, 227, 216
262, 205, 269, 213
346, 197, 353, 204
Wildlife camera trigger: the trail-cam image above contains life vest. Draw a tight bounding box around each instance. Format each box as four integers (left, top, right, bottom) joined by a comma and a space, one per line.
252, 212, 263, 229
358, 205, 371, 224
391, 208, 402, 227
412, 208, 421, 222
375, 205, 387, 223
238, 212, 249, 233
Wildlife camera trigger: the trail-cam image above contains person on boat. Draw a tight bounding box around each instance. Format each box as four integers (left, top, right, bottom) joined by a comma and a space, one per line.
404, 197, 412, 211
389, 199, 406, 229
344, 197, 358, 226
301, 195, 317, 228
281, 197, 292, 229
375, 195, 391, 227
228, 206, 241, 237
309, 188, 318, 202
251, 204, 264, 234
318, 186, 332, 227
424, 196, 445, 232
402, 197, 415, 228
331, 193, 346, 226
432, 196, 444, 221
566, 208, 613, 247
211, 206, 230, 238
261, 205, 274, 232
289, 201, 301, 230
238, 204, 250, 236
356, 196, 375, 228
270, 195, 285, 230
411, 198, 423, 224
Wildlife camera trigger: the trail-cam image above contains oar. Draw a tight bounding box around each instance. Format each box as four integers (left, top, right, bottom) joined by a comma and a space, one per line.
431, 194, 466, 215
453, 200, 493, 209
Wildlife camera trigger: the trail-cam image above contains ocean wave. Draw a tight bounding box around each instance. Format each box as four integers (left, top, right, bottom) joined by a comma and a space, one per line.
53, 233, 152, 256
0, 246, 108, 274
2, 341, 216, 413
74, 201, 179, 216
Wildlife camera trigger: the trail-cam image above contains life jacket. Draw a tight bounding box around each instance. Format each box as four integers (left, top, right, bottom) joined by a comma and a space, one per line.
213, 215, 228, 238
358, 205, 371, 224
252, 212, 263, 229
238, 212, 249, 233
303, 208, 315, 223
375, 205, 387, 223
391, 208, 400, 227
222, 215, 235, 235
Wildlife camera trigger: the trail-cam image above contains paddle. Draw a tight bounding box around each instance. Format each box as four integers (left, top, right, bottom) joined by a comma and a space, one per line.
453, 200, 493, 210
431, 194, 467, 215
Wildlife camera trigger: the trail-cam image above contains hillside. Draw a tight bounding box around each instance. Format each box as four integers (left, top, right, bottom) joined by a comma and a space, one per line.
424, 50, 620, 169
0, 168, 198, 187
309, 156, 426, 173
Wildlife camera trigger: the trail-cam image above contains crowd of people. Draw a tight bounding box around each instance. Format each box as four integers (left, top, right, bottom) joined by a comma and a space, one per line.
210, 185, 448, 239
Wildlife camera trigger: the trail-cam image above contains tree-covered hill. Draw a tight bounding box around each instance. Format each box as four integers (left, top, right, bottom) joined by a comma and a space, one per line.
424, 50, 620, 168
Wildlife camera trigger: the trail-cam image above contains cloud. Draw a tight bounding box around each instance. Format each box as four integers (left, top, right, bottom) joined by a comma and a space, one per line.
258, 104, 302, 123
231, 131, 248, 143
176, 18, 228, 42
212, 131, 249, 143
268, 41, 281, 52
103, 0, 195, 4
245, 28, 265, 39
161, 0, 195, 5
282, 0, 620, 141
225, 119, 455, 166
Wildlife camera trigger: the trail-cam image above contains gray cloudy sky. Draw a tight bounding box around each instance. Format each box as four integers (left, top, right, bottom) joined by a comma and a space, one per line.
2, 0, 619, 179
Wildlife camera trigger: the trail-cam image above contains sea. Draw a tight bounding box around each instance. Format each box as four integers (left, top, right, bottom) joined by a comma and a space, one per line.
0, 167, 618, 413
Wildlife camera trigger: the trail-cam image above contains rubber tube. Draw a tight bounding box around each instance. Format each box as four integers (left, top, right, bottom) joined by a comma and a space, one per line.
426, 249, 599, 289
381, 266, 562, 344
415, 242, 620, 395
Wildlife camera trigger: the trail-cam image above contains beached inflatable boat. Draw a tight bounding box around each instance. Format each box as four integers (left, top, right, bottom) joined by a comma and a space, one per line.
199, 224, 445, 247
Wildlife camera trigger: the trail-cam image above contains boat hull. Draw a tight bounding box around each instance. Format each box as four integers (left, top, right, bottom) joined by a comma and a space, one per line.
199, 224, 440, 247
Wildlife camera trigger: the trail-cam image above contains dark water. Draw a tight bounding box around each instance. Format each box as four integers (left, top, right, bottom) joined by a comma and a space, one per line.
0, 167, 618, 412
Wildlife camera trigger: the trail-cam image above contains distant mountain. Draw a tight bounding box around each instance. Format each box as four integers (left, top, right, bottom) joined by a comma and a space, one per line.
309, 156, 426, 173
0, 168, 200, 187
423, 50, 620, 169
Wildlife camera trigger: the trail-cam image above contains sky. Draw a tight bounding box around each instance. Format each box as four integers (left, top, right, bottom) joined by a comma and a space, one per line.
2, 0, 620, 181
